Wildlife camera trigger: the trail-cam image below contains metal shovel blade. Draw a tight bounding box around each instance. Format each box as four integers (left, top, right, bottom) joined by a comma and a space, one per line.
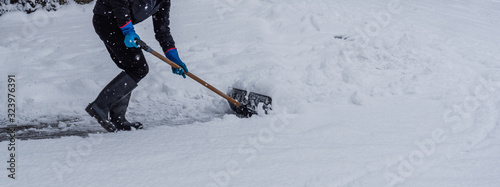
227, 88, 272, 117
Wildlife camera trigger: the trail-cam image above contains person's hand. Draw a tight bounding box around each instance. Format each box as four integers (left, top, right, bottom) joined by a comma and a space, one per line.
165, 48, 189, 78
120, 21, 140, 48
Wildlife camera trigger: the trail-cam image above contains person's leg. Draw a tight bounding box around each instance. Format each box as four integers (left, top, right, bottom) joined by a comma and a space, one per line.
87, 14, 146, 131
109, 93, 142, 130
85, 71, 138, 132
93, 15, 149, 83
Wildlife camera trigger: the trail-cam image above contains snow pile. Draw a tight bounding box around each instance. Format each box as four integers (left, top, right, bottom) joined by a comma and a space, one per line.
0, 0, 68, 16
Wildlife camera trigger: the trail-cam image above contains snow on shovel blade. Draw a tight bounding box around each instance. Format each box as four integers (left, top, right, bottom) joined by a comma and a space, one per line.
227, 88, 272, 117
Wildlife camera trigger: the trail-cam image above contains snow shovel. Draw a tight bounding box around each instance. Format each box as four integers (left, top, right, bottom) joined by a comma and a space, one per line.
135, 39, 272, 117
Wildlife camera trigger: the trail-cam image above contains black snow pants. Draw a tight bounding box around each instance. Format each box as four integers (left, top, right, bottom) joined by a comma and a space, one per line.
93, 14, 149, 83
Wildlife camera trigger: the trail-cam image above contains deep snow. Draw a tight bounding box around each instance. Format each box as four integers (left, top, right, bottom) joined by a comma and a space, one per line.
1, 0, 500, 186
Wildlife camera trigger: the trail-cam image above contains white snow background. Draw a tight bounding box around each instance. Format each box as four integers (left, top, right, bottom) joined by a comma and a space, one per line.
1, 0, 500, 186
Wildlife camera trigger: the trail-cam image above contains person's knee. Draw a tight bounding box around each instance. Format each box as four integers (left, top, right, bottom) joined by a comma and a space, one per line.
128, 63, 149, 83
137, 63, 149, 78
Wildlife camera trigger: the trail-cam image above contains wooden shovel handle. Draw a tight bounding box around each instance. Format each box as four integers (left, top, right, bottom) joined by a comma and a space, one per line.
136, 40, 242, 107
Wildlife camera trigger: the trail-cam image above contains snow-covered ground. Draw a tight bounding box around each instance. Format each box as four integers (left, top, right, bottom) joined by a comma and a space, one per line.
1, 0, 500, 186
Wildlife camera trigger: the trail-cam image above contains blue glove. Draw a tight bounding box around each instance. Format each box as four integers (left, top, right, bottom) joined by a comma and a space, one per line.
120, 21, 140, 48
165, 48, 189, 78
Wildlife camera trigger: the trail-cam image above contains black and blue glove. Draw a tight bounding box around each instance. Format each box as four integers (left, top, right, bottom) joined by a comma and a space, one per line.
120, 21, 140, 48
165, 48, 189, 78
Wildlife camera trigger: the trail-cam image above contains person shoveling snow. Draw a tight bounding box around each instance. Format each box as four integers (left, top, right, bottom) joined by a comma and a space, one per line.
86, 0, 188, 132
86, 0, 272, 132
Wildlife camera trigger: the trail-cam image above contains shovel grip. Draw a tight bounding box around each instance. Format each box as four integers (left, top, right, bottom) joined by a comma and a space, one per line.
135, 39, 152, 53
136, 39, 242, 107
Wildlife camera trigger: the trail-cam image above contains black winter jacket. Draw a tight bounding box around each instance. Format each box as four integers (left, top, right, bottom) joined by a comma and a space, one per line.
93, 0, 175, 52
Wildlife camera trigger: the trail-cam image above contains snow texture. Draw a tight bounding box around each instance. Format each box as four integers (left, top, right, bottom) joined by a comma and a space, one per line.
1, 0, 500, 186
